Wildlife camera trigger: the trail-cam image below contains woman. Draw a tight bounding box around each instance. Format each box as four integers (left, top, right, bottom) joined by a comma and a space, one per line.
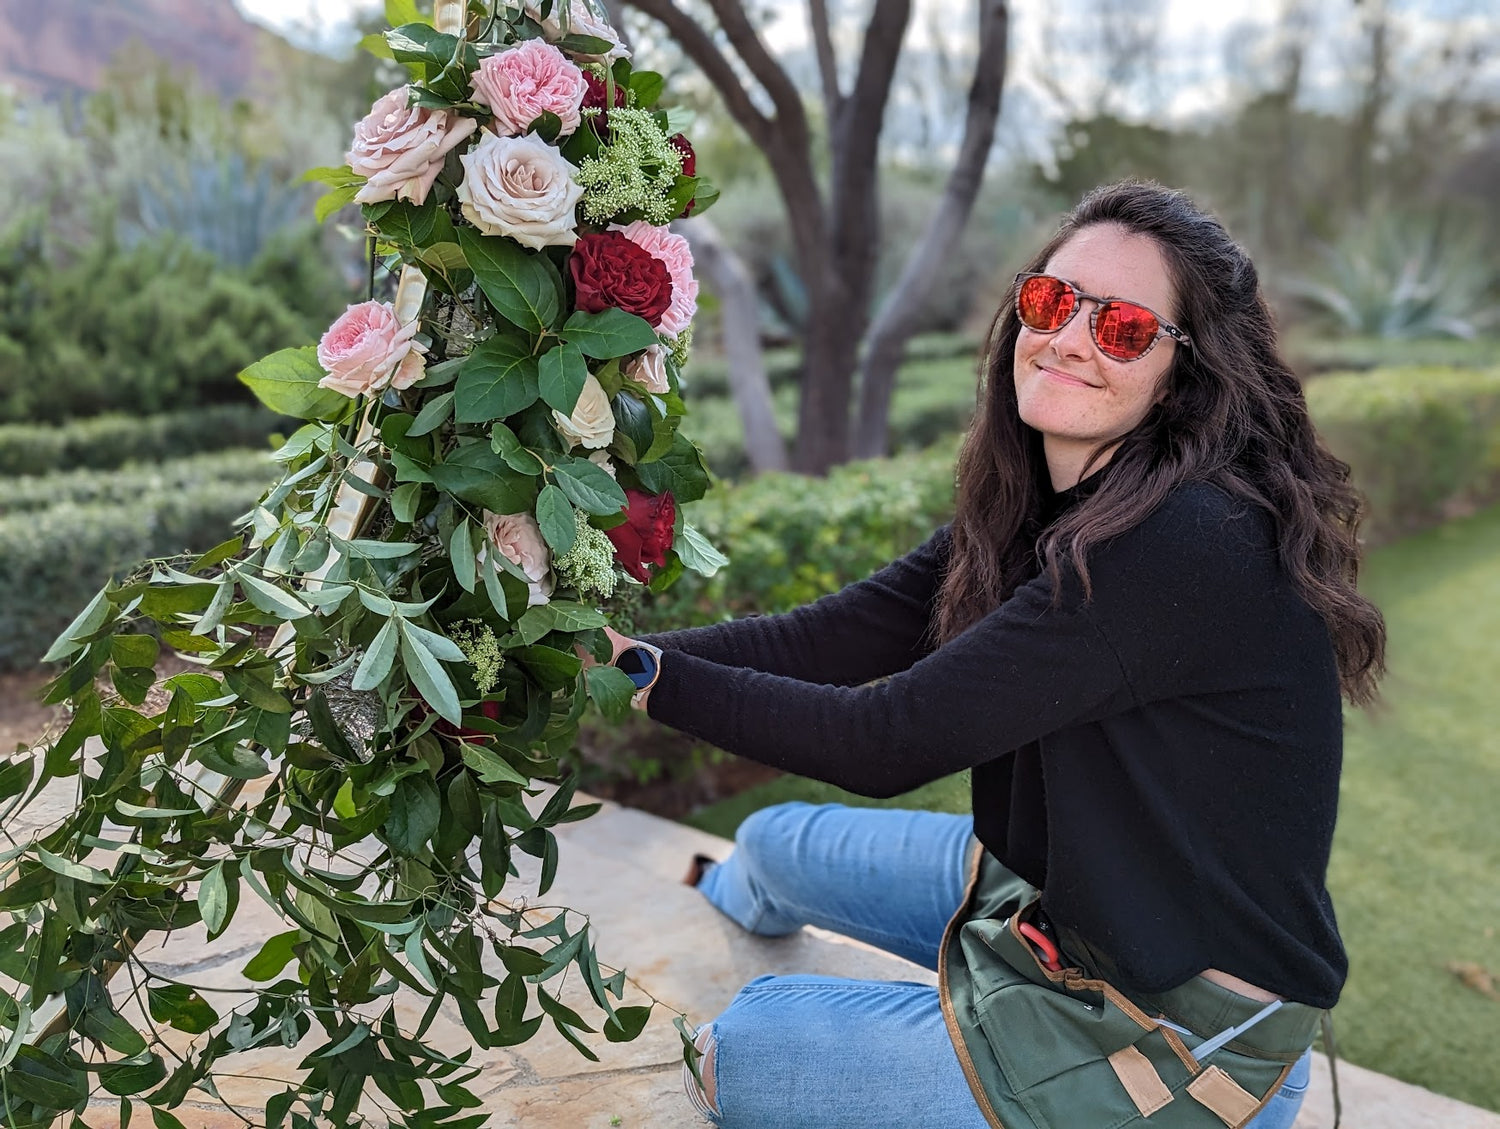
588, 180, 1384, 1128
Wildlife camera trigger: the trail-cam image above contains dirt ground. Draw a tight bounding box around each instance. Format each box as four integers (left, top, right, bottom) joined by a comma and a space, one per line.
0, 669, 65, 753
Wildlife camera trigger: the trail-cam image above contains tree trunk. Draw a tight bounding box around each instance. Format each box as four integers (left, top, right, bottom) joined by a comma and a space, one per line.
676, 217, 788, 473
851, 0, 1009, 459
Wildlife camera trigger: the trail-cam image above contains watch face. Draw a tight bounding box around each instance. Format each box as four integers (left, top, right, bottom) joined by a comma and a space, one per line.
617, 646, 657, 689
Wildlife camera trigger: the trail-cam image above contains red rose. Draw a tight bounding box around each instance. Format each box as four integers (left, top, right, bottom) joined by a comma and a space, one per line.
582, 70, 627, 135
669, 133, 696, 178
606, 489, 676, 583
570, 230, 674, 327
429, 698, 502, 740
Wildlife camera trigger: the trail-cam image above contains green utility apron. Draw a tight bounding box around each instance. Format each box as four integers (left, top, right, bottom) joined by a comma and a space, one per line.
939, 841, 1324, 1129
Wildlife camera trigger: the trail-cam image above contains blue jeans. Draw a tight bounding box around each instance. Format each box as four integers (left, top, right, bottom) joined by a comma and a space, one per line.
686, 802, 1313, 1128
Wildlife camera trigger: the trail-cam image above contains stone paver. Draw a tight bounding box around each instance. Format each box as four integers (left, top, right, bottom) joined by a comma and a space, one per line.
8, 750, 1499, 1127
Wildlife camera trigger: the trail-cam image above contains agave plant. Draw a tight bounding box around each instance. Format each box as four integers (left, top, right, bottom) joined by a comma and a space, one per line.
1284, 210, 1500, 340
121, 151, 312, 270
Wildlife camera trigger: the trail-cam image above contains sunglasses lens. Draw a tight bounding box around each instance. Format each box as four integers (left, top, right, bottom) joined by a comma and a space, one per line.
1095, 302, 1161, 360
1018, 275, 1075, 331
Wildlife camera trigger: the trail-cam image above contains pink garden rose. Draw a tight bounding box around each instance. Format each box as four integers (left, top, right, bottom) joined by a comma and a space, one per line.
612, 220, 698, 335
457, 131, 584, 249
348, 86, 478, 206
472, 39, 588, 138
481, 510, 554, 606
317, 301, 426, 398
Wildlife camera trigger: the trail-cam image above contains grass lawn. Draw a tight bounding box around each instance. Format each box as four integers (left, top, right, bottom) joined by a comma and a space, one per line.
681, 502, 1500, 1112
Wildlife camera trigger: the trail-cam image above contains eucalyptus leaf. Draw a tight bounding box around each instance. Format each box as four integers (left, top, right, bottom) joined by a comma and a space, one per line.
408, 390, 455, 436
449, 519, 478, 594
490, 422, 546, 475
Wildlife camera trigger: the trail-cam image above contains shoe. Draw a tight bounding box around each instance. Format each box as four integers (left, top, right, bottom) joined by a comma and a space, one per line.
682, 853, 718, 887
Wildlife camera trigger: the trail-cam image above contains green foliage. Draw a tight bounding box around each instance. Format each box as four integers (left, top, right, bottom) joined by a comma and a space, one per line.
0, 406, 282, 478
0, 479, 265, 670
1306, 365, 1500, 545
0, 225, 351, 424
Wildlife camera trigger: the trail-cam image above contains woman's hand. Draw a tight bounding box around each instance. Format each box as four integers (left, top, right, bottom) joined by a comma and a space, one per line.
574, 625, 636, 669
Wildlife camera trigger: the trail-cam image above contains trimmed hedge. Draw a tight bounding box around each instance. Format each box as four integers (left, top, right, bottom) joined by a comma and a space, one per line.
0, 404, 282, 478
635, 436, 962, 633
1307, 365, 1500, 545
0, 450, 275, 515
0, 480, 264, 670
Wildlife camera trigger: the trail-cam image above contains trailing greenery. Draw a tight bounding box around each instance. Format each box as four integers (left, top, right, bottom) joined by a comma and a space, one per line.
0, 225, 350, 424
1306, 365, 1500, 544
0, 405, 282, 478
0, 451, 275, 516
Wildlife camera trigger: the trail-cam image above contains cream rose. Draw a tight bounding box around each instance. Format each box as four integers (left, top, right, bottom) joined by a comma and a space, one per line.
551, 374, 614, 449
587, 450, 618, 479
456, 131, 584, 250
347, 85, 477, 206
316, 300, 426, 398
481, 510, 554, 606
625, 344, 670, 394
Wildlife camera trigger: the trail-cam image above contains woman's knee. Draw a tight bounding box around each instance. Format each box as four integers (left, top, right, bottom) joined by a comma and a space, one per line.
733, 801, 840, 873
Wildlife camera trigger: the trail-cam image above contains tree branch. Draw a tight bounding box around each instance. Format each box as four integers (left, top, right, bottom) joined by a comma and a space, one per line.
852, 0, 1009, 459
832, 0, 911, 204
621, 0, 774, 152
809, 0, 843, 119
701, 0, 815, 148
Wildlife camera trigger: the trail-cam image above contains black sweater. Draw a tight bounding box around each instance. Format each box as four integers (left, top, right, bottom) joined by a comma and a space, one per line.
641, 479, 1348, 1007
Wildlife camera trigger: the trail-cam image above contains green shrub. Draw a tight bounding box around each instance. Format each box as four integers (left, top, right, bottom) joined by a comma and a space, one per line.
635, 436, 961, 632
0, 404, 282, 477
1286, 332, 1499, 376
0, 479, 264, 670
1307, 366, 1500, 545
0, 450, 275, 515
0, 226, 351, 423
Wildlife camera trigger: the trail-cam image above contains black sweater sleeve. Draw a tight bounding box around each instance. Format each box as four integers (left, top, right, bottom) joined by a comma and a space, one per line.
637, 525, 950, 686
644, 560, 1138, 798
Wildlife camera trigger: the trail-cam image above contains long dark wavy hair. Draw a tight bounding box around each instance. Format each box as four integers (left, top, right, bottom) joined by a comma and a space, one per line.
935, 180, 1387, 705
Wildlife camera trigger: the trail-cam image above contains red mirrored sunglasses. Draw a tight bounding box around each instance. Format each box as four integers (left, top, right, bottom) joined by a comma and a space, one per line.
1014, 272, 1192, 362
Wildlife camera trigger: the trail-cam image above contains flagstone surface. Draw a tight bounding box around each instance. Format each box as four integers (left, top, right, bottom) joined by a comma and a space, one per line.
9, 750, 1500, 1127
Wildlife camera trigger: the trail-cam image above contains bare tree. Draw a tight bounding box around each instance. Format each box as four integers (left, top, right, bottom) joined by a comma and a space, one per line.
622, 0, 1009, 473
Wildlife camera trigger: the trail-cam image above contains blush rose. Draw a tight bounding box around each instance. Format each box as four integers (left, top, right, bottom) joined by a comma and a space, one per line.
317, 300, 426, 398
482, 510, 554, 606
471, 39, 588, 138
348, 85, 477, 206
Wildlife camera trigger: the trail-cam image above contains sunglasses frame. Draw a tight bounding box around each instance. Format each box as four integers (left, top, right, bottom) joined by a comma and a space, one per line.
1014, 272, 1193, 362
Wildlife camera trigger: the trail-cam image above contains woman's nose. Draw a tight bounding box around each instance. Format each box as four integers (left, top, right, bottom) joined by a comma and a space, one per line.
1050, 302, 1096, 359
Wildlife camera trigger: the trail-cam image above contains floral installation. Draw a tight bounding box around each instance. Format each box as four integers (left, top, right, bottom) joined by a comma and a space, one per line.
0, 2, 726, 1125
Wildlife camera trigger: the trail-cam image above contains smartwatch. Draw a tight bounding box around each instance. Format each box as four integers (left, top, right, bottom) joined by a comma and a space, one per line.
613, 640, 664, 708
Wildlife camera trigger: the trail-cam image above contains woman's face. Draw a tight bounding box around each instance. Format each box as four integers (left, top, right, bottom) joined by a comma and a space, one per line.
1013, 224, 1181, 488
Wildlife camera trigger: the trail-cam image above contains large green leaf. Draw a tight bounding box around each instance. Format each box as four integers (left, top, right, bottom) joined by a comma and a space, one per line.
675, 524, 730, 577
562, 308, 661, 359
430, 442, 539, 514
611, 389, 654, 459
237, 346, 350, 421
243, 929, 300, 981
454, 335, 542, 424
586, 665, 637, 723
352, 616, 400, 692
491, 422, 546, 475
634, 432, 711, 503
459, 228, 561, 335
539, 342, 590, 416
535, 485, 576, 555
551, 456, 628, 516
